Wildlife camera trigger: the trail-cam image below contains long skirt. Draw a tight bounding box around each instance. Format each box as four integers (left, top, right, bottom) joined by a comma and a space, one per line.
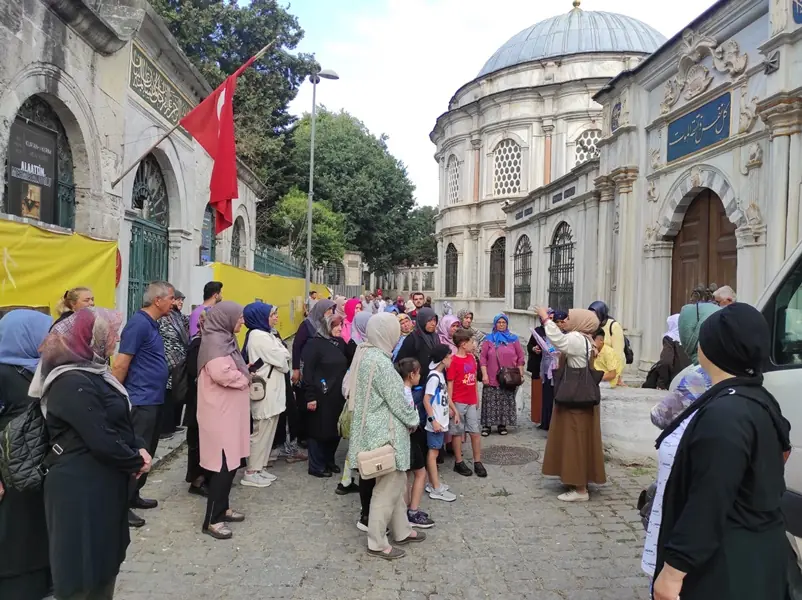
481, 385, 517, 427
542, 404, 606, 487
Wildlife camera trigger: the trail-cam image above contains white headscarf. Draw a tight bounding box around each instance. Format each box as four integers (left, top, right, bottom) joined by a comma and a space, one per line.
663, 314, 681, 343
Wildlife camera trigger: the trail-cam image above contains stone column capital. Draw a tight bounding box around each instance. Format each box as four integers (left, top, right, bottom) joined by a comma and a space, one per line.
610, 167, 639, 193
471, 138, 482, 149
469, 227, 480, 239
758, 96, 802, 138
594, 176, 615, 201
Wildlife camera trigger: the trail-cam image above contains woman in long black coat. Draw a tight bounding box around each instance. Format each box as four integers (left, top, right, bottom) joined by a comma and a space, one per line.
301, 313, 348, 477
0, 309, 53, 600
649, 303, 791, 600
32, 308, 149, 600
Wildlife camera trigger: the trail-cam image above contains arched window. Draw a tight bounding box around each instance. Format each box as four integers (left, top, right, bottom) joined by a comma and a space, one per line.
513, 235, 533, 310
2, 95, 76, 228
324, 262, 345, 286
493, 139, 522, 196
548, 222, 574, 312
231, 217, 245, 267
445, 243, 458, 297
447, 155, 461, 204
575, 129, 602, 166
201, 205, 216, 264
489, 237, 506, 298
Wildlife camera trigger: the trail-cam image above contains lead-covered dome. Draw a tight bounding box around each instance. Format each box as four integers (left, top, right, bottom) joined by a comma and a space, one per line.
478, 6, 666, 77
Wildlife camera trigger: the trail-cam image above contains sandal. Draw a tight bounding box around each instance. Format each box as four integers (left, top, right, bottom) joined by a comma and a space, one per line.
367, 546, 406, 560
203, 523, 233, 540
481, 427, 491, 437
223, 509, 245, 523
498, 426, 508, 436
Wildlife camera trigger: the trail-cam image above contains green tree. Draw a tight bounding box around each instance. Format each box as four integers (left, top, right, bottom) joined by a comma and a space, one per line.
149, 0, 316, 202
257, 188, 346, 267
291, 108, 416, 273
402, 206, 438, 266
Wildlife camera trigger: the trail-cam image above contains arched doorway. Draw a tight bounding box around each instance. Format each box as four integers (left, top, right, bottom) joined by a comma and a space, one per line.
670, 189, 737, 313
128, 154, 169, 316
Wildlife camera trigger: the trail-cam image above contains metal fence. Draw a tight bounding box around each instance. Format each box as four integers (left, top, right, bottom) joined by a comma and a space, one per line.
254, 245, 305, 278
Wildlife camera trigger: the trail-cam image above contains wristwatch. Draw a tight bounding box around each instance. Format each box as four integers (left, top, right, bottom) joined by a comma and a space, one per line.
427, 416, 435, 423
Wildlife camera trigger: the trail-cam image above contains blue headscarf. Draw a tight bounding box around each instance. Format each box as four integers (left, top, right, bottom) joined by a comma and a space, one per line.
485, 314, 518, 346
0, 309, 53, 373
242, 302, 275, 363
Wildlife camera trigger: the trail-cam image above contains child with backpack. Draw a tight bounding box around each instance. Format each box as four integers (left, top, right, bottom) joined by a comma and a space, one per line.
397, 358, 435, 528
423, 344, 458, 502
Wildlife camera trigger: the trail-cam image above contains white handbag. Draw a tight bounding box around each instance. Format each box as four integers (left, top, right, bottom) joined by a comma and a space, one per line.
354, 362, 397, 480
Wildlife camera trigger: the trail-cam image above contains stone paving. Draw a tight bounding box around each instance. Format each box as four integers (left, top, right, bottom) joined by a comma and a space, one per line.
118, 418, 655, 600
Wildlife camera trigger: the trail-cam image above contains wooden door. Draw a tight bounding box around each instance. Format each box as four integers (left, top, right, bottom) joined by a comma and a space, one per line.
670, 190, 737, 313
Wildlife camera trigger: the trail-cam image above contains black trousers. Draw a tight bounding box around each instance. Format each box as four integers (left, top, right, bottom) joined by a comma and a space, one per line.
292, 383, 307, 443
541, 379, 555, 431
129, 404, 163, 501
307, 438, 339, 474
203, 452, 237, 528
183, 396, 208, 485
359, 477, 377, 519
160, 388, 184, 435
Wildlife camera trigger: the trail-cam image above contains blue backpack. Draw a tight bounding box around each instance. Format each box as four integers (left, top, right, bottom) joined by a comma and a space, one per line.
412, 373, 442, 427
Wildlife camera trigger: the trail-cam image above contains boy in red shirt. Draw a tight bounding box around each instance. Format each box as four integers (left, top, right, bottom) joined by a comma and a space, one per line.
447, 329, 487, 478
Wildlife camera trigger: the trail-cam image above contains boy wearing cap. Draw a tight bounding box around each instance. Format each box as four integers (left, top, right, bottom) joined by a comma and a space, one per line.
423, 344, 458, 502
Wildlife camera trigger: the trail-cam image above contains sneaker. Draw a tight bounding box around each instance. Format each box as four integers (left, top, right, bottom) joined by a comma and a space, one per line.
557, 490, 589, 503
454, 461, 473, 477
429, 485, 457, 502
474, 462, 488, 478
357, 515, 369, 532
425, 482, 450, 494
241, 472, 271, 488
259, 471, 277, 482
335, 482, 360, 496
407, 510, 435, 529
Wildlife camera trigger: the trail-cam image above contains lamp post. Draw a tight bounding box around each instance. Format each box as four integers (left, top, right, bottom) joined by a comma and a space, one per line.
305, 68, 339, 300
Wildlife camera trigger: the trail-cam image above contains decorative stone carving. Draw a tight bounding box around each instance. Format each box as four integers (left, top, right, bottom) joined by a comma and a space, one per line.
613, 199, 620, 234
744, 142, 764, 172
745, 201, 764, 227
647, 180, 660, 203
739, 85, 759, 134
690, 166, 703, 189
661, 29, 749, 114
765, 51, 781, 75
771, 0, 788, 36
643, 223, 661, 252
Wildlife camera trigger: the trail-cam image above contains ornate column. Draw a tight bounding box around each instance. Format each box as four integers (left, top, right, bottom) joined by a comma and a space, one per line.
543, 122, 554, 185
469, 227, 480, 299
641, 237, 673, 369
736, 142, 768, 304
593, 176, 615, 302
435, 234, 444, 298
610, 167, 639, 330
471, 138, 482, 203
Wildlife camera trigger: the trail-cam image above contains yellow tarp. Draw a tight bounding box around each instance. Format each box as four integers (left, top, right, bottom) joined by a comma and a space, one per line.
211, 263, 328, 341
0, 219, 117, 316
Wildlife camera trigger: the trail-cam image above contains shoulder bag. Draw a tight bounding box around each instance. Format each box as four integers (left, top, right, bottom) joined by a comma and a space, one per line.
553, 338, 603, 408
355, 361, 396, 480
495, 344, 523, 390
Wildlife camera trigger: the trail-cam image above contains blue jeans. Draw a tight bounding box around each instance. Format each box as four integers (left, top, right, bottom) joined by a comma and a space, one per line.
307, 438, 339, 474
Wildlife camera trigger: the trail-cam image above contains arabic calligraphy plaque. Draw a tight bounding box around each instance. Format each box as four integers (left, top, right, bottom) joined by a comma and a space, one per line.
794, 0, 802, 24
667, 92, 731, 163
129, 44, 192, 136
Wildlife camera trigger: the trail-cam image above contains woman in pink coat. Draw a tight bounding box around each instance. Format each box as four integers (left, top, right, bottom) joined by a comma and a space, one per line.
197, 301, 250, 540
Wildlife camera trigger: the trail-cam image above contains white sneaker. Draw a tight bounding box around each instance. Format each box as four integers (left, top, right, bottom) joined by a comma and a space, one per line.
425, 482, 450, 494
557, 490, 589, 502
429, 486, 457, 502
259, 471, 277, 482
241, 472, 271, 488
356, 519, 368, 532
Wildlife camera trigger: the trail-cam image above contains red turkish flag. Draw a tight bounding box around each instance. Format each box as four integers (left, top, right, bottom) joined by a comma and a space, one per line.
179, 56, 257, 234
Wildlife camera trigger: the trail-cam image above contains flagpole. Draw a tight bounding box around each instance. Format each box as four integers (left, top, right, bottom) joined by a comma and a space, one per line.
110, 41, 275, 189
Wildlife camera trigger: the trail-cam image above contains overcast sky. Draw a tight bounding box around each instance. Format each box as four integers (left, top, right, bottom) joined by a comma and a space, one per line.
285, 0, 719, 206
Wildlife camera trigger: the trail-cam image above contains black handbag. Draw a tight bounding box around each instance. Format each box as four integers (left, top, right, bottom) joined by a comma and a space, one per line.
495, 345, 523, 390
553, 338, 603, 408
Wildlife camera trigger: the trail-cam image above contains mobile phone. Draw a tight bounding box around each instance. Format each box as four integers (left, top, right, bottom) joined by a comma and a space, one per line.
248, 358, 265, 372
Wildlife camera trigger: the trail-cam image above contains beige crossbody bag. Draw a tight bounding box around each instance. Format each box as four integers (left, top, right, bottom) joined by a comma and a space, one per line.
355, 361, 396, 480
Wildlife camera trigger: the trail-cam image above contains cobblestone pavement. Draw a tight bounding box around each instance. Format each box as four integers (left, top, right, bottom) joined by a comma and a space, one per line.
118, 418, 655, 600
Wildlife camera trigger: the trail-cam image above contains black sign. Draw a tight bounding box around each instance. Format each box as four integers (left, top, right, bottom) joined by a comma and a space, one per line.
524, 207, 533, 216
552, 192, 563, 204
6, 118, 57, 223
563, 186, 576, 199
515, 211, 523, 220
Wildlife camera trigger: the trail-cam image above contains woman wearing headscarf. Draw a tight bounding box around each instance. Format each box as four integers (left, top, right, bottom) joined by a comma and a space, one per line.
33, 308, 148, 599
158, 289, 190, 438
395, 307, 439, 381
392, 313, 415, 361
643, 315, 690, 390
334, 295, 346, 319
0, 310, 52, 599
588, 301, 625, 365
341, 298, 362, 343
348, 313, 422, 560
648, 303, 790, 600
538, 307, 606, 502
437, 314, 460, 353
479, 314, 525, 436
302, 312, 349, 477
185, 309, 211, 497
197, 301, 250, 540
240, 302, 290, 489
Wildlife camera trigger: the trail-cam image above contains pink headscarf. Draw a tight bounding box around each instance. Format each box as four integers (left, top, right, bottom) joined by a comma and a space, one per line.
341, 298, 361, 342
437, 314, 459, 352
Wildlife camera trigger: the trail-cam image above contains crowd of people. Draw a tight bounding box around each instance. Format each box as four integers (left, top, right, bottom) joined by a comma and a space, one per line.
0, 279, 794, 598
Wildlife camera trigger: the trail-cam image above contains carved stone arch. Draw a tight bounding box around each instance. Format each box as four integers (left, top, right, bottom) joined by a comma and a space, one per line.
486, 130, 529, 151
658, 164, 743, 238
547, 215, 577, 248
568, 121, 602, 143
485, 229, 507, 252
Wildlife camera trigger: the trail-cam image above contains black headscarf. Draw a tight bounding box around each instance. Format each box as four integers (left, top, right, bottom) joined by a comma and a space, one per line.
588, 301, 610, 325
415, 307, 439, 349
698, 303, 769, 377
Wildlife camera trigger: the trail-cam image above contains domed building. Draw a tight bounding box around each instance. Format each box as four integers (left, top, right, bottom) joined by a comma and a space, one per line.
430, 1, 665, 329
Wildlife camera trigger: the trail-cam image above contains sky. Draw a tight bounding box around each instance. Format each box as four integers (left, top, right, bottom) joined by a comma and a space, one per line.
285, 0, 719, 207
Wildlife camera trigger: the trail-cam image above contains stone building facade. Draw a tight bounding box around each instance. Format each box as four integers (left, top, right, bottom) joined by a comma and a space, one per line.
0, 0, 263, 315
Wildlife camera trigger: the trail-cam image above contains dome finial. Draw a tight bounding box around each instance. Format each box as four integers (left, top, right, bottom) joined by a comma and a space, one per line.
572, 0, 581, 8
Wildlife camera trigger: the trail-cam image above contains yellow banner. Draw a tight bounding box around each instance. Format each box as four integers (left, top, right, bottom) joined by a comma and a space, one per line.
211, 263, 328, 341
0, 219, 117, 316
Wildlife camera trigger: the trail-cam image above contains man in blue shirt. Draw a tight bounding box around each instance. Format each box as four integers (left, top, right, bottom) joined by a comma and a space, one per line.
113, 281, 174, 528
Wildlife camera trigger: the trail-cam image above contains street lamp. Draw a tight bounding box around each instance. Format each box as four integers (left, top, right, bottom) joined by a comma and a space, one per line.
305, 68, 340, 300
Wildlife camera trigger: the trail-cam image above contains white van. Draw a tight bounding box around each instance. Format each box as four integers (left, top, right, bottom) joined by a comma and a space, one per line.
758, 243, 802, 543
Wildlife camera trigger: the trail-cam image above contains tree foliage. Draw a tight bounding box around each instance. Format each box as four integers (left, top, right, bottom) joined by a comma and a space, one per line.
291, 108, 416, 273
149, 0, 316, 203
402, 206, 438, 266
256, 188, 346, 268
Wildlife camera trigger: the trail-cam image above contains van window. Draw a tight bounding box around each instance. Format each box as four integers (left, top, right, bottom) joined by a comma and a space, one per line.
767, 258, 802, 367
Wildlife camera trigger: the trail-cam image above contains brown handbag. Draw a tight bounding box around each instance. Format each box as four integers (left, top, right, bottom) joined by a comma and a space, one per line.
495, 345, 523, 390
553, 338, 603, 408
